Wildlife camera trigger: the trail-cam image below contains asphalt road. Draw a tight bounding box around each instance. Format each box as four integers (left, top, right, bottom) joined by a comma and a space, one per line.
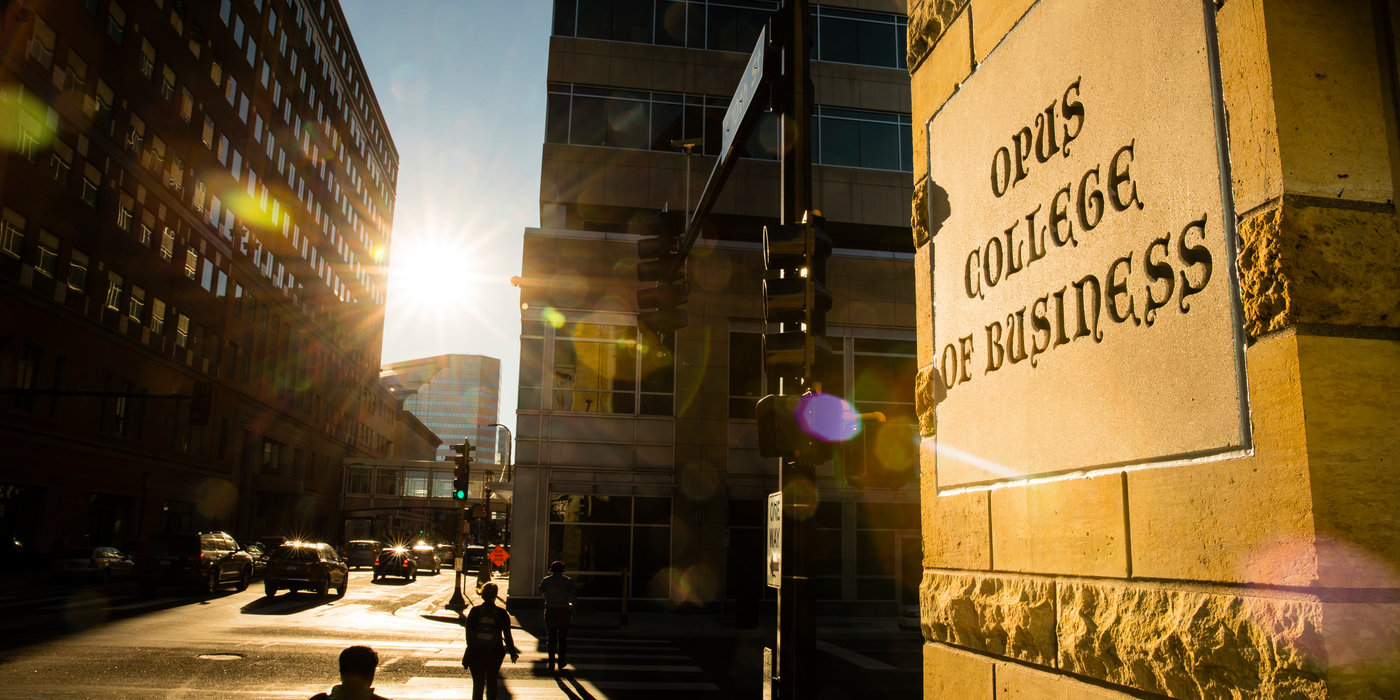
0, 568, 921, 698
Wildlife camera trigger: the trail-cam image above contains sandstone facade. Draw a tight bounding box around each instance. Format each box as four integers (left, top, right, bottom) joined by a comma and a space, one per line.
910, 0, 1400, 697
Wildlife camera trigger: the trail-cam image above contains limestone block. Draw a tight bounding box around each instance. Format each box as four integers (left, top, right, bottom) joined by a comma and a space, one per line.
996, 660, 1138, 699
907, 0, 970, 73
914, 240, 933, 367
970, 0, 1036, 63
1128, 332, 1317, 586
1321, 602, 1400, 698
914, 364, 940, 436
1057, 581, 1327, 698
990, 472, 1128, 578
1238, 202, 1400, 337
1299, 335, 1400, 590
921, 571, 1057, 665
1216, 0, 1283, 213
923, 642, 994, 699
909, 6, 971, 182
1267, 0, 1392, 203
920, 473, 990, 569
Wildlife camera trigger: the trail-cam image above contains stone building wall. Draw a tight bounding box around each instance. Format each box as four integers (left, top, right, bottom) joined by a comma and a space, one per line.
908, 0, 1400, 697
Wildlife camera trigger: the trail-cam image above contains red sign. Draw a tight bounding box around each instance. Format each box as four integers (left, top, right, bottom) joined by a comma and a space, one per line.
488, 545, 509, 567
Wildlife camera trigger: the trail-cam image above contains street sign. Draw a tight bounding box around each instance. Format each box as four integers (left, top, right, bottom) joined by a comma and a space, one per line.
766, 491, 781, 588
722, 26, 769, 159
488, 545, 509, 567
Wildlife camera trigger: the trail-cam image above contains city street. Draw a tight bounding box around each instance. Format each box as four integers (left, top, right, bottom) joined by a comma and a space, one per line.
0, 569, 921, 698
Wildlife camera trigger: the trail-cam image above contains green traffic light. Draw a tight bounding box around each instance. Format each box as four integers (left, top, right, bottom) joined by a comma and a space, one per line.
454, 489, 467, 500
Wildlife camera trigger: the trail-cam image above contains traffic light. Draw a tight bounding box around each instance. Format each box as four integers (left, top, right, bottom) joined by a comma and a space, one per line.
636, 211, 689, 333
451, 442, 470, 500
761, 212, 832, 389
836, 419, 922, 489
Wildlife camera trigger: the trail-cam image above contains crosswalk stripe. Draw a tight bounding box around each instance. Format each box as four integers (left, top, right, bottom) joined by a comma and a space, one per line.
402, 676, 720, 692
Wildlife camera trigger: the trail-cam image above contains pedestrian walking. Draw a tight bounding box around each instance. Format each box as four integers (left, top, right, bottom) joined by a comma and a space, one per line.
458, 582, 519, 700
537, 560, 577, 671
310, 645, 391, 700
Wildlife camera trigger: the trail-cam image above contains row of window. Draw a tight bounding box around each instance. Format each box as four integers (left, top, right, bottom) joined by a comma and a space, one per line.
553, 0, 908, 70
546, 83, 913, 172
515, 320, 915, 420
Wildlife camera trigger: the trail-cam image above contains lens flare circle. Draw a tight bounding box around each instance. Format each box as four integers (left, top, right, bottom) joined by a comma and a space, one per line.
795, 393, 859, 443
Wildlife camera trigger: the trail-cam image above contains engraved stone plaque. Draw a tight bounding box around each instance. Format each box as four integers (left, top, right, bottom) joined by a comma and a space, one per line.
926, 0, 1250, 489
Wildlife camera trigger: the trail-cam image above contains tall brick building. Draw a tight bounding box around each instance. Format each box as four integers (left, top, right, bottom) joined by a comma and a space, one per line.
0, 0, 399, 552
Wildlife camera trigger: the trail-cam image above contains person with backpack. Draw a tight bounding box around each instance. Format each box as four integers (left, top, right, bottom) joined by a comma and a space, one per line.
310, 645, 390, 700
457, 582, 519, 700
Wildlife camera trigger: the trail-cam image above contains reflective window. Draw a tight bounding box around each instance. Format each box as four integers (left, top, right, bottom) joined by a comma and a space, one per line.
547, 494, 671, 599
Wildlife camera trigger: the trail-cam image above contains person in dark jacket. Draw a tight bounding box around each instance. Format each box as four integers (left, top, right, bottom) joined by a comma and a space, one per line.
458, 582, 519, 700
537, 560, 577, 671
310, 645, 390, 700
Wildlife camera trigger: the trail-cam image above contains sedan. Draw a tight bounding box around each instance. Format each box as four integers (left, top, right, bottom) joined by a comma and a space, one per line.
53, 547, 134, 583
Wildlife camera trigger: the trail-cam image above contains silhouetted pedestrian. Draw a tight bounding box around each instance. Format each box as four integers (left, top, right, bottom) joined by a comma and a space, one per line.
311, 645, 390, 700
458, 582, 519, 700
537, 560, 577, 671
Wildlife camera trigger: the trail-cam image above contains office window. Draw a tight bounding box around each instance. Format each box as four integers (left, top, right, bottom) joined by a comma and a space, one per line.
814, 6, 906, 70
1, 207, 25, 259
179, 87, 194, 121
138, 213, 154, 247
210, 57, 223, 85
35, 230, 59, 277
139, 40, 156, 79
813, 107, 912, 172
161, 65, 176, 99
116, 193, 134, 232
128, 285, 145, 322
159, 228, 175, 261
375, 471, 397, 496
106, 2, 126, 45
68, 249, 89, 292
225, 74, 238, 106
175, 313, 190, 348
184, 247, 198, 279
347, 466, 370, 495
551, 322, 674, 415
150, 298, 166, 334
29, 16, 55, 70
202, 116, 215, 148
50, 141, 73, 185
63, 53, 87, 94
262, 439, 283, 475
104, 272, 123, 311
728, 331, 764, 418
81, 164, 100, 207
851, 338, 917, 423
547, 495, 672, 599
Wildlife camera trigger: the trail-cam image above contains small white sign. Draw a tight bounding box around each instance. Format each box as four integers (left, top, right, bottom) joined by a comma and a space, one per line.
766, 491, 781, 588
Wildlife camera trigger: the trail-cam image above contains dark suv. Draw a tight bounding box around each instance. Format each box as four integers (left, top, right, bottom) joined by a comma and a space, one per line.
342, 539, 383, 569
132, 531, 255, 595
264, 542, 349, 598
372, 547, 416, 582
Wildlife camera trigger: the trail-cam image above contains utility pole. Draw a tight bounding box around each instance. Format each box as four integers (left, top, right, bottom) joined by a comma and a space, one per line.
777, 2, 815, 698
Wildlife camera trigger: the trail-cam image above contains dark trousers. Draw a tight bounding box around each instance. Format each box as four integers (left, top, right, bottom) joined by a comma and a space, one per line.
544, 605, 572, 664
466, 648, 505, 700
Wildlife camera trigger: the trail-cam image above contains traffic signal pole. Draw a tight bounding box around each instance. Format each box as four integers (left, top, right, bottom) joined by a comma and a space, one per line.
777, 2, 815, 698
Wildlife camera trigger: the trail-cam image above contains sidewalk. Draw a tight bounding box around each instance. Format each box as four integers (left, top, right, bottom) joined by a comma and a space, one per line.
421, 573, 917, 640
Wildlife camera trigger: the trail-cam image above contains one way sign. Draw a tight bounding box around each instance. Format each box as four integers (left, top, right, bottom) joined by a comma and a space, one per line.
767, 491, 781, 588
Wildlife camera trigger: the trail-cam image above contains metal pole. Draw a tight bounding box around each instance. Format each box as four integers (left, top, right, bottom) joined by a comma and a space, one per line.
778, 1, 815, 698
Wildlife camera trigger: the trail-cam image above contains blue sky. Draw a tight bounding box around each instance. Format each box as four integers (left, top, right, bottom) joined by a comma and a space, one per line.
340, 1, 555, 433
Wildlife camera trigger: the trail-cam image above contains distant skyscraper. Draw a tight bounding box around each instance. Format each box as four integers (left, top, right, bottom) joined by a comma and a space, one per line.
381, 354, 501, 465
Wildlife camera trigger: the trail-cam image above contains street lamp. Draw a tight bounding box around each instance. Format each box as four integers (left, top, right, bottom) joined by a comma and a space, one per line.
483, 423, 511, 481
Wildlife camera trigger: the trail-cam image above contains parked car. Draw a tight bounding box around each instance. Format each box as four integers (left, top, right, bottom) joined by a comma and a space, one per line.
53, 546, 134, 583
410, 543, 441, 574
244, 543, 271, 577
461, 545, 488, 574
132, 532, 254, 595
434, 543, 455, 565
263, 542, 348, 598
342, 539, 383, 570
372, 547, 416, 582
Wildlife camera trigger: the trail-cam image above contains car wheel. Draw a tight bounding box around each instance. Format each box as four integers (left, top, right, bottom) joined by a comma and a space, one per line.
236, 567, 251, 592
316, 576, 330, 598
97, 567, 111, 585
206, 569, 221, 595
264, 580, 278, 597
335, 575, 347, 598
